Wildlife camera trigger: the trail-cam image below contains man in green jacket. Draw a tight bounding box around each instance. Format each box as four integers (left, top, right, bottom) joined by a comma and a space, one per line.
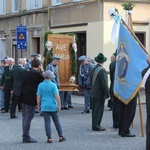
10, 58, 25, 118
90, 53, 110, 131
0, 58, 16, 113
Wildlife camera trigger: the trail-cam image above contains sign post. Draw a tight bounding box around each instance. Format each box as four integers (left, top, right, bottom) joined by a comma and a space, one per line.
16, 25, 27, 57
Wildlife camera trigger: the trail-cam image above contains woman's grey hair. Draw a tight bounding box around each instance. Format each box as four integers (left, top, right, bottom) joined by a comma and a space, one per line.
44, 70, 55, 79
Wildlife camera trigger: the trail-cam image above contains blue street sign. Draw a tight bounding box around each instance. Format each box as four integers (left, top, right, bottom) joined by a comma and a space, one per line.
16, 26, 27, 50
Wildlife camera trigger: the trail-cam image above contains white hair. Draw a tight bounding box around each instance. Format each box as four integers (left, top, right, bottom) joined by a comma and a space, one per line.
18, 58, 24, 65
7, 57, 14, 62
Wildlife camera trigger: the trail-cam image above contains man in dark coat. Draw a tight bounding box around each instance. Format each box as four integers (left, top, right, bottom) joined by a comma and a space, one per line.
141, 55, 150, 150
109, 53, 121, 128
90, 53, 110, 131
10, 58, 25, 118
21, 59, 44, 143
0, 58, 16, 113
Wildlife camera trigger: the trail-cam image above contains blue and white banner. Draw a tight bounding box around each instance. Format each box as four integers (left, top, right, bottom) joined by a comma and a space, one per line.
114, 23, 148, 104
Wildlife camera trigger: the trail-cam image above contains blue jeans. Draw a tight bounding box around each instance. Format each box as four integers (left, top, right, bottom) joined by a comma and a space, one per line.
42, 112, 63, 138
0, 89, 4, 109
22, 104, 36, 139
84, 89, 90, 110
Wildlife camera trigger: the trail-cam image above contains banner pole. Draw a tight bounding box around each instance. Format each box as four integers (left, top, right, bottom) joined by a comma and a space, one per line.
138, 91, 145, 137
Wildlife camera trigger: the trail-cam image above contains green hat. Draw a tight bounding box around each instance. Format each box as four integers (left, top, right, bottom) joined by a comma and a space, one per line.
94, 53, 107, 63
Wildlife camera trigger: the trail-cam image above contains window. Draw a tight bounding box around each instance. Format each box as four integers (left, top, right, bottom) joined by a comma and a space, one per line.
32, 0, 38, 9
12, 0, 18, 12
0, 0, 6, 14
51, 0, 61, 6
26, 0, 42, 10
73, 0, 82, 2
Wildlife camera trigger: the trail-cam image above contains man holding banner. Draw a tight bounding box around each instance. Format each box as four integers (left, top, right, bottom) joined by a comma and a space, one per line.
113, 23, 148, 137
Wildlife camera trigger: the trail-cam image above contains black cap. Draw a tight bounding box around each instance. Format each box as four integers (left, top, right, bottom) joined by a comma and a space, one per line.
53, 56, 61, 61
30, 54, 38, 57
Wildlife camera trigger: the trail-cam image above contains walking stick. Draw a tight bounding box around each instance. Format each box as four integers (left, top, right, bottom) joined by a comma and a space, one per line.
137, 91, 145, 137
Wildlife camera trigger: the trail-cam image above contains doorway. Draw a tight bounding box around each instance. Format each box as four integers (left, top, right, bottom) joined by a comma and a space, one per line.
135, 32, 146, 47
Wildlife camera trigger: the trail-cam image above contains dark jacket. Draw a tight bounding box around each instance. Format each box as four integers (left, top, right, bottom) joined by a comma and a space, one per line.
142, 65, 150, 115
109, 60, 116, 99
21, 68, 44, 106
0, 65, 16, 89
90, 64, 109, 99
11, 65, 25, 91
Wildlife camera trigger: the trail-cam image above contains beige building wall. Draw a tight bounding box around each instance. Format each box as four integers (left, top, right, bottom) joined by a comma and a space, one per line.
103, 1, 150, 70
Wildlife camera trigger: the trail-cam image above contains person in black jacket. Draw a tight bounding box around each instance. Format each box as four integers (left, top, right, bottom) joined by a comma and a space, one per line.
142, 55, 150, 150
21, 59, 44, 143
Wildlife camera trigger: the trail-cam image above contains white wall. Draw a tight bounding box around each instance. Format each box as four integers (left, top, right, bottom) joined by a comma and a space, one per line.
0, 39, 6, 59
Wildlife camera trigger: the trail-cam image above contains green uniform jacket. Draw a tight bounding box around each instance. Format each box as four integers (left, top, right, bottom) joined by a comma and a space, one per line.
10, 65, 25, 91
90, 64, 109, 99
0, 65, 16, 89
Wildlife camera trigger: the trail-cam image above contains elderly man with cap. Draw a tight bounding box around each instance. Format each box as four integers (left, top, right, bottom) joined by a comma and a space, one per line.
90, 53, 109, 131
46, 56, 61, 87
24, 54, 39, 69
78, 55, 94, 114
0, 58, 7, 111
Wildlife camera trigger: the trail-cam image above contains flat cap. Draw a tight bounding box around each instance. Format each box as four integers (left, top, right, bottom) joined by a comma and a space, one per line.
78, 55, 86, 61
53, 56, 61, 61
30, 54, 38, 57
1, 58, 7, 63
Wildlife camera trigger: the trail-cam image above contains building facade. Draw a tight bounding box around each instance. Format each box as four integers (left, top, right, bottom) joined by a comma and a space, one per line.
50, 0, 150, 70
0, 0, 48, 62
0, 0, 150, 70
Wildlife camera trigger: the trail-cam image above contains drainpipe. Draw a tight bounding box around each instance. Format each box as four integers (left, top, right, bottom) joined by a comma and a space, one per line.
48, 0, 51, 31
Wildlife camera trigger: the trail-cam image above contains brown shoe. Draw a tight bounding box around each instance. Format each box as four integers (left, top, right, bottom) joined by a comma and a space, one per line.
1, 110, 8, 113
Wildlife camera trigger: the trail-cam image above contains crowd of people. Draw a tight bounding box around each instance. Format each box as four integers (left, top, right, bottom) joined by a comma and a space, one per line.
0, 52, 149, 149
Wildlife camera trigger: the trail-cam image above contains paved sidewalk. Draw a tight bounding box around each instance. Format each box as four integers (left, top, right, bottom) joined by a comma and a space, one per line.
0, 94, 147, 150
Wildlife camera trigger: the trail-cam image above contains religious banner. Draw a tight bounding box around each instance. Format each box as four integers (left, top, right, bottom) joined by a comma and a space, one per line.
114, 23, 148, 104
47, 34, 78, 91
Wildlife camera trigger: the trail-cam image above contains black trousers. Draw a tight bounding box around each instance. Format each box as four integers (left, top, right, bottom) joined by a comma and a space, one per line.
10, 91, 22, 117
146, 115, 150, 150
112, 96, 121, 127
146, 93, 150, 150
119, 96, 137, 135
3, 89, 11, 111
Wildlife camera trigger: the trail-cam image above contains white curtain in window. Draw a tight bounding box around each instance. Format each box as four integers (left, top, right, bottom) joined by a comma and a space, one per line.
12, 0, 18, 12
0, 0, 5, 14
38, 0, 42, 8
26, 0, 31, 10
